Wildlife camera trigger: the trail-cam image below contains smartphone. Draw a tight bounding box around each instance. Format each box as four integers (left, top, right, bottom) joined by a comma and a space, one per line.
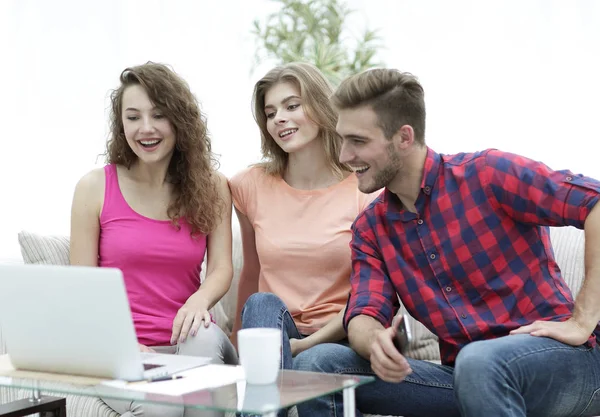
393, 314, 413, 354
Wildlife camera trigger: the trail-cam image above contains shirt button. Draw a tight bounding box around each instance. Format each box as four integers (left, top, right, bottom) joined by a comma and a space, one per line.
417, 219, 424, 225
461, 313, 467, 319
429, 253, 436, 260
566, 176, 573, 181
424, 186, 431, 194
445, 286, 452, 292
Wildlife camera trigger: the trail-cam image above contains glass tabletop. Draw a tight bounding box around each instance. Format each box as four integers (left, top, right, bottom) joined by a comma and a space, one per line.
0, 366, 374, 415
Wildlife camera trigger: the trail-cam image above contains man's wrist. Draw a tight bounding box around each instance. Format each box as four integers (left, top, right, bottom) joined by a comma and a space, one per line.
367, 328, 385, 355
571, 311, 599, 334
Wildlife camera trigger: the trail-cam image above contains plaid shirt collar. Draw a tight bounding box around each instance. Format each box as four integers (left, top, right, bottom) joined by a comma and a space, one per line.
382, 146, 442, 218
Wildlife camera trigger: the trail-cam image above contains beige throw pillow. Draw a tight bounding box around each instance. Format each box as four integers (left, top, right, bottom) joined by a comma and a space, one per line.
18, 230, 70, 266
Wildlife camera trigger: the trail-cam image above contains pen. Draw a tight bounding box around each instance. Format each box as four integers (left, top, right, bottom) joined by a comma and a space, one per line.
130, 375, 184, 384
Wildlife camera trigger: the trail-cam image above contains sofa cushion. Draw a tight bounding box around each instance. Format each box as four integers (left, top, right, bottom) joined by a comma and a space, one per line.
549, 226, 585, 296
18, 230, 70, 266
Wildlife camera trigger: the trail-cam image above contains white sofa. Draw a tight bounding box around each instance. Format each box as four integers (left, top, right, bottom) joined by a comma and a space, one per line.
0, 225, 588, 417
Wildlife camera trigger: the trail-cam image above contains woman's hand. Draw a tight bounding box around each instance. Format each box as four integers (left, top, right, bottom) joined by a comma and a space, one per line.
171, 292, 211, 345
290, 337, 311, 357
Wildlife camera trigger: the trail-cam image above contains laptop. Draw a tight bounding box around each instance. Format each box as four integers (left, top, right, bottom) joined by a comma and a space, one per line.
0, 264, 211, 381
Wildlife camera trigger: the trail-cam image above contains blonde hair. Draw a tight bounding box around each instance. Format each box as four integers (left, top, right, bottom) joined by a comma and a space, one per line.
332, 68, 426, 143
106, 62, 224, 235
252, 62, 351, 178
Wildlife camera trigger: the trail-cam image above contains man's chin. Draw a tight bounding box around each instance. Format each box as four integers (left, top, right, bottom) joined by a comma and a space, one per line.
358, 180, 378, 194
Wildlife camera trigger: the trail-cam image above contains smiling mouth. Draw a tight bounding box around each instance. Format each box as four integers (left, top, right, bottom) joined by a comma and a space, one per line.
353, 165, 370, 174
279, 128, 298, 138
138, 139, 162, 148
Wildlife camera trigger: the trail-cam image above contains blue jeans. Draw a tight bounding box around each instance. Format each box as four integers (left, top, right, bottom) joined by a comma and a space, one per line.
241, 292, 305, 370
242, 293, 346, 417
293, 334, 600, 417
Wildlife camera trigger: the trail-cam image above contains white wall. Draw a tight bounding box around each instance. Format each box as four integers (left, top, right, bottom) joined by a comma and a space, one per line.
2, 0, 599, 260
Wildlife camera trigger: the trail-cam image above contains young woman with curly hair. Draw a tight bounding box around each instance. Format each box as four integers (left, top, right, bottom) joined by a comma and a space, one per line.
70, 62, 236, 417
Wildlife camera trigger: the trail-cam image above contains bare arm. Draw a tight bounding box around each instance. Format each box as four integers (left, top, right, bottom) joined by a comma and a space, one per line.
230, 207, 261, 348
512, 203, 600, 344
172, 173, 234, 343
192, 172, 234, 311
348, 314, 412, 382
69, 169, 104, 267
292, 308, 346, 356
347, 314, 386, 360
574, 203, 600, 332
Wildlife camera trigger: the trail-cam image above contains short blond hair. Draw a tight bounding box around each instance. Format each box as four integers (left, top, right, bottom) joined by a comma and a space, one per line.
253, 62, 351, 178
332, 68, 426, 143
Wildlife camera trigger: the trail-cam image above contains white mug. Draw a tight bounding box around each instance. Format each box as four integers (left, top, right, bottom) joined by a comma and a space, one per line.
237, 328, 282, 384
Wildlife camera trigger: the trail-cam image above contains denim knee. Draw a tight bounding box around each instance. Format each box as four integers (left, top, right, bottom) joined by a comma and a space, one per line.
243, 293, 285, 315
294, 343, 356, 373
454, 340, 496, 381
455, 339, 494, 371
241, 292, 286, 327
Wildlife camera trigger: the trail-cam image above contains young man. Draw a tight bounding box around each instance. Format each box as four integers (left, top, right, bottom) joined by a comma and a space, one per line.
293, 68, 600, 417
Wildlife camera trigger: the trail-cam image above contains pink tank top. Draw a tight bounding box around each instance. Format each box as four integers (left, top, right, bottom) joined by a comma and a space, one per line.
98, 164, 207, 346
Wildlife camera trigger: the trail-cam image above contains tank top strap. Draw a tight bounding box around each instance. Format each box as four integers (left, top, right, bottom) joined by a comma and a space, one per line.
101, 164, 131, 220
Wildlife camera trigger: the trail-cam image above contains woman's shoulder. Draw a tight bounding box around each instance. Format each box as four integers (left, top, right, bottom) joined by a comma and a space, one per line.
212, 170, 231, 197
229, 165, 270, 189
71, 167, 107, 216
213, 170, 228, 186
326, 173, 383, 211
75, 167, 106, 195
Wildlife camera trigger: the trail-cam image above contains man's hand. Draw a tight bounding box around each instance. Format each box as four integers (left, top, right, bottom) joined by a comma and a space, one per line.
370, 325, 412, 383
138, 343, 156, 353
510, 317, 591, 346
171, 292, 211, 345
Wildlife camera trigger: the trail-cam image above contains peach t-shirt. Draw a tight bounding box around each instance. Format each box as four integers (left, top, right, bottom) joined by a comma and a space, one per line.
229, 166, 380, 335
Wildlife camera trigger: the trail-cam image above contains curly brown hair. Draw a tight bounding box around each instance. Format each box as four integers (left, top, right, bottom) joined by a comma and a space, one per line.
253, 62, 351, 178
105, 62, 223, 235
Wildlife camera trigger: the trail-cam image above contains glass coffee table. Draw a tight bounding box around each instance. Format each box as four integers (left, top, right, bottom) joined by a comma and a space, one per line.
0, 367, 374, 417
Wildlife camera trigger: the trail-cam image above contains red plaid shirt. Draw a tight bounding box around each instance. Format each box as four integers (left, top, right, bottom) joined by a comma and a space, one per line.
344, 148, 600, 365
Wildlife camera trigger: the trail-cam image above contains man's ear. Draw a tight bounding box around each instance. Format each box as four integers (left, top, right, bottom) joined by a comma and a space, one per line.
394, 125, 415, 149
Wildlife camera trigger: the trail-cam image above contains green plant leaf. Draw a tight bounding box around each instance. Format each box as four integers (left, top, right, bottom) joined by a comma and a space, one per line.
251, 0, 384, 79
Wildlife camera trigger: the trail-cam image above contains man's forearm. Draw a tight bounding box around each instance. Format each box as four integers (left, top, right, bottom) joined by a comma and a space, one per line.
575, 204, 600, 331
347, 314, 385, 360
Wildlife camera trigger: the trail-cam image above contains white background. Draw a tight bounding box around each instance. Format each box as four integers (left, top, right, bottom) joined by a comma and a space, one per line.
1, 0, 599, 261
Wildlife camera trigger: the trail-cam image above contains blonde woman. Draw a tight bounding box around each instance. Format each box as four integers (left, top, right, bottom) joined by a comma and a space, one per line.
229, 62, 379, 379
